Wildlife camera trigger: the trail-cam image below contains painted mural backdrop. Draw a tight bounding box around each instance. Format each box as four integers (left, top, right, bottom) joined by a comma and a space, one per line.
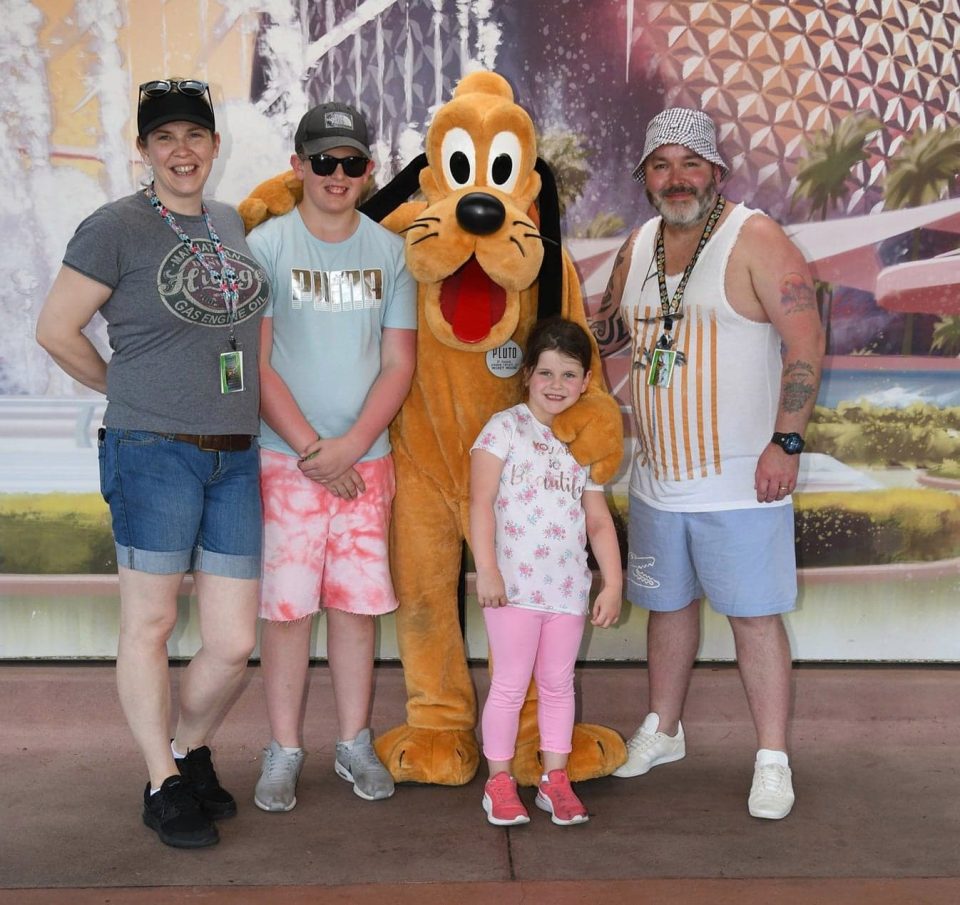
2, 0, 959, 660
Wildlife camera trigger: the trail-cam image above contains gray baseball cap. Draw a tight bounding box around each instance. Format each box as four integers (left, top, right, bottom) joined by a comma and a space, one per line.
633, 107, 728, 183
294, 102, 371, 157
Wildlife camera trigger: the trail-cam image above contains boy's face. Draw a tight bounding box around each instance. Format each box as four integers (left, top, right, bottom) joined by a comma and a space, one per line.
292, 145, 374, 217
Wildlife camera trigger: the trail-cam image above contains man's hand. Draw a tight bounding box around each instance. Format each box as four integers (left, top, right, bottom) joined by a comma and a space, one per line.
754, 443, 800, 503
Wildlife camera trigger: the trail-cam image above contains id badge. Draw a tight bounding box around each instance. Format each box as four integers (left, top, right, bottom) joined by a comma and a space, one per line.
647, 348, 676, 388
219, 349, 244, 394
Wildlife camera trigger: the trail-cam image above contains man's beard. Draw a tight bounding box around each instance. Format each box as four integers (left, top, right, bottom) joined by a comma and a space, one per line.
647, 183, 719, 228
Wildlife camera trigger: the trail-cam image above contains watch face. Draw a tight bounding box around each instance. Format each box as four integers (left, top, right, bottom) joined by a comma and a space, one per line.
775, 432, 804, 454
783, 435, 803, 453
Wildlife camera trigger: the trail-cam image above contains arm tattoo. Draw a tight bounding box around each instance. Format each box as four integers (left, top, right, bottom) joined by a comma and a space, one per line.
780, 272, 817, 314
591, 242, 632, 354
782, 359, 817, 413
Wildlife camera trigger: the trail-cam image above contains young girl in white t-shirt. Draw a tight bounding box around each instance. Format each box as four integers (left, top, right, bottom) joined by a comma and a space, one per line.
469, 317, 623, 827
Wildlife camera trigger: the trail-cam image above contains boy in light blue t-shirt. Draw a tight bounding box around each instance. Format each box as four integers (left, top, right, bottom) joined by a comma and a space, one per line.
247, 101, 417, 812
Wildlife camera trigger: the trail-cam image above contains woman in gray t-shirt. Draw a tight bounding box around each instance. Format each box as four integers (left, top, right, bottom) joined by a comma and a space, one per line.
36, 78, 268, 850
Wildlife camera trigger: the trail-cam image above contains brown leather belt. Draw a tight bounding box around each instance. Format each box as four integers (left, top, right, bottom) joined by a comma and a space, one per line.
170, 433, 253, 452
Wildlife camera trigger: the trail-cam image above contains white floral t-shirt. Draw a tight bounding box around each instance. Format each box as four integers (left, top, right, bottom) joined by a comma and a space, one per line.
471, 403, 600, 616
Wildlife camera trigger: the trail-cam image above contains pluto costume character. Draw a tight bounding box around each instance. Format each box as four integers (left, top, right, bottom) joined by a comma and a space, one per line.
241, 71, 624, 787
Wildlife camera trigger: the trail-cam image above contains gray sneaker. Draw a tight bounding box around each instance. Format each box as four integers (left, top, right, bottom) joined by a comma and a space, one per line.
254, 740, 305, 812
335, 728, 395, 801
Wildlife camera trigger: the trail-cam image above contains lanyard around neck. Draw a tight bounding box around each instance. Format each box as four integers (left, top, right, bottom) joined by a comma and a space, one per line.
655, 195, 726, 325
145, 185, 241, 348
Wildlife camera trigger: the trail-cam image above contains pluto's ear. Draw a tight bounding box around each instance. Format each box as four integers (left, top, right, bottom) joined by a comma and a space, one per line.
360, 153, 429, 223
534, 156, 563, 321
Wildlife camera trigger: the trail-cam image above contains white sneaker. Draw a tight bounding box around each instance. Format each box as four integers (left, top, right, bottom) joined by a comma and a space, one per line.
613, 712, 685, 778
254, 740, 305, 812
748, 750, 795, 820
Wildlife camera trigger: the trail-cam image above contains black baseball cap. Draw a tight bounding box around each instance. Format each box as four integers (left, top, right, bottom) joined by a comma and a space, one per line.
138, 86, 215, 139
295, 102, 371, 157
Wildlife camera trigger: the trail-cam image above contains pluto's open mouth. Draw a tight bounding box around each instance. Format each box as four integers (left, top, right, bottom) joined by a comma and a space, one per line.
439, 256, 507, 343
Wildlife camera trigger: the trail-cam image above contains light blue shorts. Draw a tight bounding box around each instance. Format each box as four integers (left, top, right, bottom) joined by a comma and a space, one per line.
99, 428, 262, 579
626, 496, 797, 617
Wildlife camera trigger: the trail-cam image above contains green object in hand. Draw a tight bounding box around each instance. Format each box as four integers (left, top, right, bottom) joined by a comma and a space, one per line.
301, 435, 322, 461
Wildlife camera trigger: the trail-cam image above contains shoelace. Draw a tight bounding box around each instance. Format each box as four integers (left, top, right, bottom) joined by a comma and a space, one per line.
626, 728, 660, 753
487, 777, 518, 806
262, 747, 301, 783
346, 742, 385, 774
755, 763, 789, 792
157, 780, 200, 818
542, 777, 582, 814
181, 751, 219, 791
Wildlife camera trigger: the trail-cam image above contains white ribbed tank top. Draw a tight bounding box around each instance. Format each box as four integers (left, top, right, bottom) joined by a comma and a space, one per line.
620, 203, 788, 511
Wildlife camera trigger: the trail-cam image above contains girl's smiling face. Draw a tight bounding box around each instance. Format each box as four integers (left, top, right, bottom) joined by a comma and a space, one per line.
524, 349, 591, 426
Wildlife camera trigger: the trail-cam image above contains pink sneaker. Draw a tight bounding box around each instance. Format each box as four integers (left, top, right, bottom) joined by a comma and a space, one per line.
482, 773, 530, 826
535, 769, 589, 825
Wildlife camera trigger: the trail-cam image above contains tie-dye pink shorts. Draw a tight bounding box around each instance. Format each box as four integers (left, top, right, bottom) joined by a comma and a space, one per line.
259, 448, 399, 622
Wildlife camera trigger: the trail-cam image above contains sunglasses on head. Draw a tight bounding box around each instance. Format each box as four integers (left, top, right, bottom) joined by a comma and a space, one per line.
139, 79, 210, 98
307, 154, 369, 178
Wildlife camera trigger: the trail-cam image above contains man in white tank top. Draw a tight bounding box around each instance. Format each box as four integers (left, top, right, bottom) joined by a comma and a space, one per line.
599, 108, 824, 819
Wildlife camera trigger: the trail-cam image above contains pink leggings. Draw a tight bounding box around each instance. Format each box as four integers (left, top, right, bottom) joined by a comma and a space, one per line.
481, 606, 587, 761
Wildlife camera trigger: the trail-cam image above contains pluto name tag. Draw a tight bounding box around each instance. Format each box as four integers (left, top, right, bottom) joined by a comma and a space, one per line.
486, 340, 523, 379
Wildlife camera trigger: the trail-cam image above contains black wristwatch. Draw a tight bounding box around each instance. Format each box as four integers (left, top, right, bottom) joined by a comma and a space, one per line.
772, 432, 805, 455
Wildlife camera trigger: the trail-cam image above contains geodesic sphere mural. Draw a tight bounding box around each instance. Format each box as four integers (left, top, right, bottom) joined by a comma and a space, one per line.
638, 0, 960, 217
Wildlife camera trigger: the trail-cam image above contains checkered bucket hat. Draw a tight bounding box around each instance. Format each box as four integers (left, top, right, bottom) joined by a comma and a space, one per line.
632, 107, 728, 183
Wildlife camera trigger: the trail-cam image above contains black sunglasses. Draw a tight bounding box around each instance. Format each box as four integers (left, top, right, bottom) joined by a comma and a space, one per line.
139, 79, 210, 98
307, 154, 369, 178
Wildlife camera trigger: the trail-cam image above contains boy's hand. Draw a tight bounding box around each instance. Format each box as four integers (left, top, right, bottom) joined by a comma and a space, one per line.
299, 435, 363, 484
320, 468, 366, 499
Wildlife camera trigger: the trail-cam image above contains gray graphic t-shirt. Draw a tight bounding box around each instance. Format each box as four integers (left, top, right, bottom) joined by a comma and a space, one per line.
63, 191, 269, 434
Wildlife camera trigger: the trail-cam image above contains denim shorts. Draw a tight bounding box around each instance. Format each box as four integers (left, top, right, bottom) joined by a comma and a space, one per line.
626, 495, 797, 617
98, 428, 262, 579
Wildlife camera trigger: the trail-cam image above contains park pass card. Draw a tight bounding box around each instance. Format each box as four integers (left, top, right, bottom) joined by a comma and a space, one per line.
220, 350, 245, 394
647, 347, 676, 388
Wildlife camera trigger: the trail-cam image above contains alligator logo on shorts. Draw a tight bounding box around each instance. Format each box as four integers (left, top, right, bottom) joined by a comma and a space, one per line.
628, 553, 660, 588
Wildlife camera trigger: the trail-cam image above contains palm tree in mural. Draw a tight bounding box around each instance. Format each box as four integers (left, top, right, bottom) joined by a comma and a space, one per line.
792, 113, 882, 351
537, 129, 589, 217
583, 212, 626, 238
884, 126, 960, 355
931, 315, 960, 356
537, 129, 624, 237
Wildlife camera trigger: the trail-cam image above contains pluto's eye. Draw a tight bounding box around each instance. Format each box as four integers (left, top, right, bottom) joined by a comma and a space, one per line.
441, 128, 476, 190
487, 131, 522, 193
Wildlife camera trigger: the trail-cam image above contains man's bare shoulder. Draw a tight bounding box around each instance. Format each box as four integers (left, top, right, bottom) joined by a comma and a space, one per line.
732, 208, 807, 271
738, 208, 792, 245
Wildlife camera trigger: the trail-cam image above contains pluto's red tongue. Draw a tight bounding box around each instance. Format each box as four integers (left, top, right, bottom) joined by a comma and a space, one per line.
439, 257, 507, 343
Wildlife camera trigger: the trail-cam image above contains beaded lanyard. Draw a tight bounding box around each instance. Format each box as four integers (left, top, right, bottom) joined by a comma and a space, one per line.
145, 185, 241, 349
654, 195, 726, 333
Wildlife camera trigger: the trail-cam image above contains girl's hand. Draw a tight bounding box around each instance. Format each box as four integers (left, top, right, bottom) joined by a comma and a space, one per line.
590, 586, 622, 628
476, 569, 507, 608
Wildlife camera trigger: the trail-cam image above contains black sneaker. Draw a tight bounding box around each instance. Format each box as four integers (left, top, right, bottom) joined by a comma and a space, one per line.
143, 776, 219, 848
175, 745, 238, 820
